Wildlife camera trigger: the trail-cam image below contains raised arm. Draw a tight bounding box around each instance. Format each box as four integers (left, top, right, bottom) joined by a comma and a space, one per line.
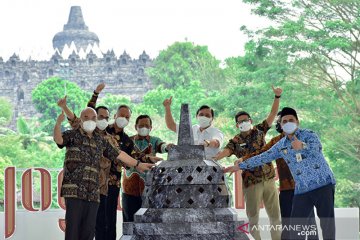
57, 96, 75, 121
88, 83, 105, 108
266, 86, 282, 126
163, 96, 177, 132
53, 111, 65, 145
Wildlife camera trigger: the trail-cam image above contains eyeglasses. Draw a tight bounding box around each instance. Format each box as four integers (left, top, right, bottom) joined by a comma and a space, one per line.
237, 119, 251, 124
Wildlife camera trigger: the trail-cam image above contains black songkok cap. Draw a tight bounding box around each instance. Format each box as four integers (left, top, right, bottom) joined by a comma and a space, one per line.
280, 107, 298, 120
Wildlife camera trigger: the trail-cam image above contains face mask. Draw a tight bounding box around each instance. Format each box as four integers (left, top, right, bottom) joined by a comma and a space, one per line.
197, 116, 212, 128
96, 119, 108, 131
115, 117, 129, 128
282, 122, 298, 134
82, 120, 96, 133
239, 121, 252, 132
137, 127, 151, 137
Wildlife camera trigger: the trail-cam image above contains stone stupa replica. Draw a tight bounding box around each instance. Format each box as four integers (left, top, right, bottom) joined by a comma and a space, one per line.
121, 104, 249, 240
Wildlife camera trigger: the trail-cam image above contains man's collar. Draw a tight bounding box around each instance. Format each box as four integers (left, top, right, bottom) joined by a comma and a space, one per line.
239, 128, 255, 138
79, 127, 88, 136
198, 125, 212, 133
133, 134, 151, 141
285, 128, 301, 140
108, 124, 123, 134
79, 127, 97, 138
95, 128, 107, 136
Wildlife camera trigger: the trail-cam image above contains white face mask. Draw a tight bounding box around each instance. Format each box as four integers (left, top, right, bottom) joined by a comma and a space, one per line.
82, 120, 97, 133
115, 117, 129, 128
238, 121, 252, 132
96, 119, 108, 131
197, 116, 212, 128
137, 127, 151, 137
282, 122, 298, 134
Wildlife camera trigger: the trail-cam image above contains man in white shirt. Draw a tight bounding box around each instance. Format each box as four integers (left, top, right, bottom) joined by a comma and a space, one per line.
163, 97, 224, 159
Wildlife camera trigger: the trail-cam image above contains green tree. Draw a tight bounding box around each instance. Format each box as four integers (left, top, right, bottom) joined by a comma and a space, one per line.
0, 97, 13, 126
239, 0, 360, 210
147, 42, 226, 90
240, 0, 360, 163
16, 116, 53, 149
221, 41, 293, 122
32, 77, 90, 132
139, 80, 207, 119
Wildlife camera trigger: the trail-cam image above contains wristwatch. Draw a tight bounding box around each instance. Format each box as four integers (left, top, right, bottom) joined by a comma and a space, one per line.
135, 160, 140, 168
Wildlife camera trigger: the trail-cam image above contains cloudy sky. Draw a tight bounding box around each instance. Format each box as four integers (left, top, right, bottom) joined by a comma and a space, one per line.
0, 0, 269, 61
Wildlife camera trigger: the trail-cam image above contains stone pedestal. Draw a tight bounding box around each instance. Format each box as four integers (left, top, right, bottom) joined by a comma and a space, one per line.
121, 104, 249, 240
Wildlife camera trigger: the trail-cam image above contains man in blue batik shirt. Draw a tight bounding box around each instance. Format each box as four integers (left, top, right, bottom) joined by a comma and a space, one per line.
224, 107, 336, 240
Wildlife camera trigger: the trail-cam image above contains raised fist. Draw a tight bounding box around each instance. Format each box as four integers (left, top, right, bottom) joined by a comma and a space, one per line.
57, 96, 67, 109
163, 96, 173, 108
95, 83, 106, 93
272, 85, 283, 97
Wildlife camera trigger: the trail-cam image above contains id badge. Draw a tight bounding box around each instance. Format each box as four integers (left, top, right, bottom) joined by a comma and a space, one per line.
296, 153, 303, 162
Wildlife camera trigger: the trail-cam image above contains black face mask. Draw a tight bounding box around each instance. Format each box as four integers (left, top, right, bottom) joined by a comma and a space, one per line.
275, 121, 283, 133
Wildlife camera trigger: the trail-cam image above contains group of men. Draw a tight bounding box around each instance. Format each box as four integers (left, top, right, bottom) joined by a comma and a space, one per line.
54, 83, 336, 240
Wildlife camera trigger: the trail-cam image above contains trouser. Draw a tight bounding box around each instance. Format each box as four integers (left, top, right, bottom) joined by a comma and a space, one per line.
106, 185, 120, 240
64, 198, 99, 240
95, 194, 107, 240
290, 184, 335, 240
122, 192, 143, 222
279, 190, 318, 240
243, 178, 282, 240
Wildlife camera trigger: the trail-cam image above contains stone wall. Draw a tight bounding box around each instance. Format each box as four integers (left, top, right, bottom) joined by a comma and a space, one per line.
0, 50, 153, 129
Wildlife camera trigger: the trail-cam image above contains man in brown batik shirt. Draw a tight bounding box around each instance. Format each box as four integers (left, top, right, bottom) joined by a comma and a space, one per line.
214, 86, 283, 240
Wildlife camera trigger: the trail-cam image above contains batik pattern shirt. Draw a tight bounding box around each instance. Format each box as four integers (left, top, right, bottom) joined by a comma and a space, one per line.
67, 115, 120, 195
86, 92, 135, 188
225, 120, 276, 188
122, 135, 166, 197
98, 132, 120, 195
239, 128, 336, 195
242, 133, 295, 191
57, 128, 121, 202
107, 125, 135, 188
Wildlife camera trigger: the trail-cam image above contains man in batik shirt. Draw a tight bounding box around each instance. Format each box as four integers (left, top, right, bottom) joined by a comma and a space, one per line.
59, 83, 137, 240
122, 114, 173, 222
53, 107, 154, 240
214, 86, 283, 240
